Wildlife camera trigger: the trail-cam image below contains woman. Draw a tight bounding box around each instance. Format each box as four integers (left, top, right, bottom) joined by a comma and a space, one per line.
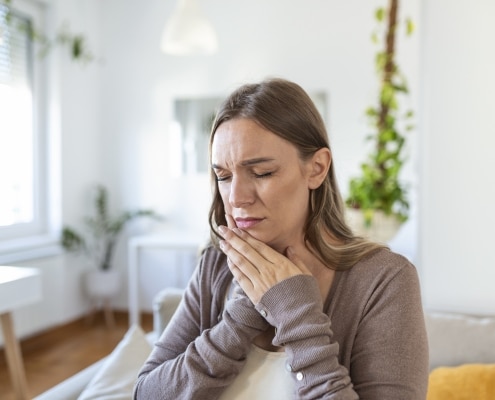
134, 78, 429, 399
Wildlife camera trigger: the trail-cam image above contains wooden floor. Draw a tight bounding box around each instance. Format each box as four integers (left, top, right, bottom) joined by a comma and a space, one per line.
0, 311, 153, 400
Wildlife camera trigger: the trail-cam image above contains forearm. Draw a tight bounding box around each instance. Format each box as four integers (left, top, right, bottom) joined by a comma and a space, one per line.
135, 295, 268, 399
256, 275, 358, 399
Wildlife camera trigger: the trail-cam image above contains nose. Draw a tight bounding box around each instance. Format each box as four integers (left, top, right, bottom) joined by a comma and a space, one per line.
229, 176, 254, 208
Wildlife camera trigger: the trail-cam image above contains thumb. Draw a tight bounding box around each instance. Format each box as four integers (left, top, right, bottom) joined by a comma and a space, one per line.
285, 246, 312, 275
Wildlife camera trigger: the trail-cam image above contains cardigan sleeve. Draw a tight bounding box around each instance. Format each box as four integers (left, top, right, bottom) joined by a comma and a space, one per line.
134, 250, 269, 400
348, 260, 429, 399
255, 256, 428, 399
256, 275, 359, 399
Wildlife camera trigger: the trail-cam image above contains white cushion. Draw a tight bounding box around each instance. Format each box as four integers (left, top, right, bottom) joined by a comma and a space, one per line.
77, 325, 152, 400
425, 311, 495, 370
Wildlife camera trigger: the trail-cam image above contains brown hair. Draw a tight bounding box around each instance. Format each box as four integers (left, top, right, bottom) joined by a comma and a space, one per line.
208, 78, 385, 270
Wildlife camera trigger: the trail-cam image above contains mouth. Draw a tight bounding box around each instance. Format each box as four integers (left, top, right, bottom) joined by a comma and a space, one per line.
234, 217, 263, 229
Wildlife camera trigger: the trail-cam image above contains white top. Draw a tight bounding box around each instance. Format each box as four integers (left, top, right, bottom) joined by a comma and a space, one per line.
218, 344, 294, 400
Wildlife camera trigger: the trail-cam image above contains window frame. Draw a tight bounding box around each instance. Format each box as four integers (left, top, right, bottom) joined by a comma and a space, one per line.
0, 0, 61, 264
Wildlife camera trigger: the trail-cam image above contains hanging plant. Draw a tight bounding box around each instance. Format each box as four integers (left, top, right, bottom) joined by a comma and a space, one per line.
0, 0, 94, 63
38, 22, 94, 63
346, 0, 414, 227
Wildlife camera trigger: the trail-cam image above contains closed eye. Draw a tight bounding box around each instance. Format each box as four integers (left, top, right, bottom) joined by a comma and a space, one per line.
254, 172, 273, 179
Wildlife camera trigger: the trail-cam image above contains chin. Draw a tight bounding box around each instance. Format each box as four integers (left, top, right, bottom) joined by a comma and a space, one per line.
247, 226, 294, 253
258, 234, 288, 253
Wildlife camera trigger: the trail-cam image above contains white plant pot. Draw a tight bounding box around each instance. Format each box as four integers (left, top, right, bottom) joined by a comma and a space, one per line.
346, 208, 402, 243
83, 269, 121, 299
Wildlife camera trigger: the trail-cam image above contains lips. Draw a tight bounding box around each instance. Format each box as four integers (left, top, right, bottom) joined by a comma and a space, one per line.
234, 217, 263, 229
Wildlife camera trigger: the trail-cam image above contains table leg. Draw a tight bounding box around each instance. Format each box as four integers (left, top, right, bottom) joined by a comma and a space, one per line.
0, 312, 29, 400
128, 242, 140, 327
103, 298, 116, 329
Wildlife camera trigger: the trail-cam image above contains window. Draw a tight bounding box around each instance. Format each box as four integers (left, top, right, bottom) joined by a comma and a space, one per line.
0, 0, 59, 262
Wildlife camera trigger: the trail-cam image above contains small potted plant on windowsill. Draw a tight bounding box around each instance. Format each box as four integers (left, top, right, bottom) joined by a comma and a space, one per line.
61, 185, 162, 299
346, 0, 414, 242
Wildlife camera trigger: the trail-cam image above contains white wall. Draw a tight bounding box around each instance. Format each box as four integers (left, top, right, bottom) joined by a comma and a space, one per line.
88, 0, 495, 316
99, 0, 420, 217
98, 0, 420, 310
0, 0, 104, 345
5, 0, 495, 344
419, 0, 495, 314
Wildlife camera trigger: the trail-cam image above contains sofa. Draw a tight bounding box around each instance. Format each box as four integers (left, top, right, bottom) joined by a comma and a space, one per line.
33, 287, 184, 400
34, 287, 495, 399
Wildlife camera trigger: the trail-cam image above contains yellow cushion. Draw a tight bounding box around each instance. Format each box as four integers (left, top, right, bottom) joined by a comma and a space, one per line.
427, 364, 495, 400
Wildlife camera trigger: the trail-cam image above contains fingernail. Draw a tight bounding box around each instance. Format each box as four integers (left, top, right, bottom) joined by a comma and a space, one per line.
218, 225, 227, 235
219, 240, 226, 250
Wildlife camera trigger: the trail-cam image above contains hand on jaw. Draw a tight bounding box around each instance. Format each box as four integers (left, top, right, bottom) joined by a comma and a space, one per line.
218, 216, 311, 305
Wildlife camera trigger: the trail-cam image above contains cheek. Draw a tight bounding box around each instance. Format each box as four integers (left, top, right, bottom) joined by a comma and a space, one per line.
218, 185, 231, 208
279, 175, 308, 200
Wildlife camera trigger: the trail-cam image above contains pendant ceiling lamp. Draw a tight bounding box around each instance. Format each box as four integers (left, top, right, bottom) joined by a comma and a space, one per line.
161, 0, 218, 55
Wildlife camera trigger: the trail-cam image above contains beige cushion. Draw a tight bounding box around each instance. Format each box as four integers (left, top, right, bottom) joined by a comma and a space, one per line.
153, 287, 184, 335
77, 325, 152, 400
425, 311, 495, 370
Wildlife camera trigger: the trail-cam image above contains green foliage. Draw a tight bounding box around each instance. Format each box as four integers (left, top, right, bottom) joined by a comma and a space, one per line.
346, 0, 413, 226
40, 22, 94, 63
375, 7, 385, 22
61, 227, 86, 253
0, 0, 93, 63
406, 18, 415, 36
61, 185, 162, 271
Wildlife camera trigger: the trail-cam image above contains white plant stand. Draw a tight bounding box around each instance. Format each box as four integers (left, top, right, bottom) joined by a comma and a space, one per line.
346, 208, 402, 243
84, 269, 121, 328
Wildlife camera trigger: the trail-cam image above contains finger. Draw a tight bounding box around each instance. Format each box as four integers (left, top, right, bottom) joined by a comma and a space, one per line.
225, 231, 304, 288
229, 263, 252, 291
223, 245, 256, 293
230, 228, 291, 268
224, 230, 269, 272
225, 214, 237, 229
220, 239, 261, 278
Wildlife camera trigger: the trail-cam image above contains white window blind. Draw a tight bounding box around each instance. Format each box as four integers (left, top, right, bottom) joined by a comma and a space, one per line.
0, 4, 36, 230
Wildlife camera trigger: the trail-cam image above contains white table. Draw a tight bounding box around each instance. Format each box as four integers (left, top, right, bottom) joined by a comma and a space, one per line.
0, 266, 42, 400
127, 232, 205, 327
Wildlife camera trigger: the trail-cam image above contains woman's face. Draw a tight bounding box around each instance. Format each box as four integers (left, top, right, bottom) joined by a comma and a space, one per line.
211, 118, 314, 252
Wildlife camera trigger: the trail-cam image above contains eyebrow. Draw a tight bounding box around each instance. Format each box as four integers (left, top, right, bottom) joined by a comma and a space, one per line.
212, 157, 275, 169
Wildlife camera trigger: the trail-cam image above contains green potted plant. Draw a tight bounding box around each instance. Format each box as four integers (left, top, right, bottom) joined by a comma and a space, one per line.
61, 185, 161, 298
346, 0, 414, 242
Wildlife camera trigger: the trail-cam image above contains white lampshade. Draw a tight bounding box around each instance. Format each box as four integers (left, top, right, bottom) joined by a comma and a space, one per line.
161, 0, 218, 55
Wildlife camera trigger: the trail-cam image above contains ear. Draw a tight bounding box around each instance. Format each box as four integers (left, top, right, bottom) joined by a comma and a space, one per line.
307, 148, 331, 189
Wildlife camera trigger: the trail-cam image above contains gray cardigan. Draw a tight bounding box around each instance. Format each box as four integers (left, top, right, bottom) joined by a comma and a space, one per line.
135, 246, 428, 399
